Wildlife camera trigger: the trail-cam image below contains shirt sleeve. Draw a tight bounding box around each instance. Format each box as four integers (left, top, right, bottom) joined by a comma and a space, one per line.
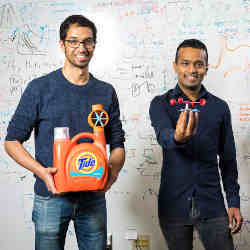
105, 88, 125, 151
149, 95, 188, 150
5, 80, 39, 143
218, 103, 240, 208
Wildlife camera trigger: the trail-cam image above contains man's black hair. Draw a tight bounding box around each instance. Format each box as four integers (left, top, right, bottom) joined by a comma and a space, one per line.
175, 39, 208, 65
60, 15, 97, 42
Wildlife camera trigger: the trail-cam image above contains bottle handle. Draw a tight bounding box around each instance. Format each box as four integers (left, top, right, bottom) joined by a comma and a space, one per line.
70, 132, 95, 146
67, 132, 107, 160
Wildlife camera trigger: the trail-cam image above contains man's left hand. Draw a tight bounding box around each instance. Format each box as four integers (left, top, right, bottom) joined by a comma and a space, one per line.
228, 207, 243, 234
103, 161, 119, 192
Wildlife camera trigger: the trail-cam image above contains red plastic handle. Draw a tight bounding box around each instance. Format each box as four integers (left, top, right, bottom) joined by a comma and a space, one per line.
70, 132, 95, 146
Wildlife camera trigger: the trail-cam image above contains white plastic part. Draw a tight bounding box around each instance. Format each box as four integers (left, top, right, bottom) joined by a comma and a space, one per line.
125, 229, 138, 240
54, 127, 69, 140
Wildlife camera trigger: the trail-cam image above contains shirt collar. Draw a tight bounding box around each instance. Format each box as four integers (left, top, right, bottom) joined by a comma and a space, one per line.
172, 84, 209, 100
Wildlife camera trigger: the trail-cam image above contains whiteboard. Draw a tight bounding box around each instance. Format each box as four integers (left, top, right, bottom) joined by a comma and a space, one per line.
0, 1, 250, 249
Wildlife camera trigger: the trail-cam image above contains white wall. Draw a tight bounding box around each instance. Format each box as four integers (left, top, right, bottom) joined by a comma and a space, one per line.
0, 1, 250, 249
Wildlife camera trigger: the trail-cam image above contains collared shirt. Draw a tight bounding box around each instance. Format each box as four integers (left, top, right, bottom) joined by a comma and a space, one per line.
149, 84, 240, 219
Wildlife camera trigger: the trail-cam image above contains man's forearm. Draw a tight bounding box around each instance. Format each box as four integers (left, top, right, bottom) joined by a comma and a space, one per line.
4, 140, 46, 179
109, 147, 125, 173
5, 140, 59, 194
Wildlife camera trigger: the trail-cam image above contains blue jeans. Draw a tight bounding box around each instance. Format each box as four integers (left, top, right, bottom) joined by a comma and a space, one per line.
159, 199, 234, 250
32, 192, 107, 250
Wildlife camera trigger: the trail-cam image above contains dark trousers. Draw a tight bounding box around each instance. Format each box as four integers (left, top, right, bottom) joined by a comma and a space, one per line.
159, 199, 234, 250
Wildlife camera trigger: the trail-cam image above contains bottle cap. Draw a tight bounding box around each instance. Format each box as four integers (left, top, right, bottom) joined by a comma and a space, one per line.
54, 127, 69, 140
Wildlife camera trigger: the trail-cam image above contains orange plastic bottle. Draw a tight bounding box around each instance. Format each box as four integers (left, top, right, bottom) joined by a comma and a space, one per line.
53, 104, 109, 192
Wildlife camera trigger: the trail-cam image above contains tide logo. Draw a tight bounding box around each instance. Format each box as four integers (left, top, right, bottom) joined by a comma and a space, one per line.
75, 152, 98, 174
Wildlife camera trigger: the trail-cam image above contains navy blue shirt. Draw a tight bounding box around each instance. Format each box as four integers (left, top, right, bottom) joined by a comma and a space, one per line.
149, 84, 240, 219
6, 69, 125, 196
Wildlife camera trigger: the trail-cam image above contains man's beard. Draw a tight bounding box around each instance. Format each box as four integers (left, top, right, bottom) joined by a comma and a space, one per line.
186, 84, 200, 91
65, 49, 90, 69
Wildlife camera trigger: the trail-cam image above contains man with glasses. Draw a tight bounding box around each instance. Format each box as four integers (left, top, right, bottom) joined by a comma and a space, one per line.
5, 15, 125, 250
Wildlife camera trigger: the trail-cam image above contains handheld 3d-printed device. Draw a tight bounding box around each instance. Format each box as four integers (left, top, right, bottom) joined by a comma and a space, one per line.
170, 98, 206, 112
53, 104, 109, 192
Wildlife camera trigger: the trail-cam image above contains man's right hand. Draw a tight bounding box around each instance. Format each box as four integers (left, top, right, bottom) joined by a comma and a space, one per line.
41, 167, 59, 195
174, 110, 199, 144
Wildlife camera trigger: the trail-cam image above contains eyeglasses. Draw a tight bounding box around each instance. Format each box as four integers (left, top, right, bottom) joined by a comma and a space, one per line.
64, 38, 95, 49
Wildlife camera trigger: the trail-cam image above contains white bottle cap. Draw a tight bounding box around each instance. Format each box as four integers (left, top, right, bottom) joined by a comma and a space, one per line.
54, 127, 69, 140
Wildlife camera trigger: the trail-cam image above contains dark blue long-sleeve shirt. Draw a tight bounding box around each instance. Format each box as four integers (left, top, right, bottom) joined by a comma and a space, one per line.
6, 69, 125, 197
149, 84, 240, 219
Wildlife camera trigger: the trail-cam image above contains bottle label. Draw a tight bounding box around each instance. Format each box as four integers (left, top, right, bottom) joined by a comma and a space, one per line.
70, 152, 104, 179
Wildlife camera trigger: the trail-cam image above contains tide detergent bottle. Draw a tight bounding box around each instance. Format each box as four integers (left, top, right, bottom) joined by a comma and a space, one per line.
53, 104, 109, 192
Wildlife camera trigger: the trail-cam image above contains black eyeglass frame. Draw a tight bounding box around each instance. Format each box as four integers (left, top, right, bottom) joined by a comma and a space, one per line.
64, 38, 96, 49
